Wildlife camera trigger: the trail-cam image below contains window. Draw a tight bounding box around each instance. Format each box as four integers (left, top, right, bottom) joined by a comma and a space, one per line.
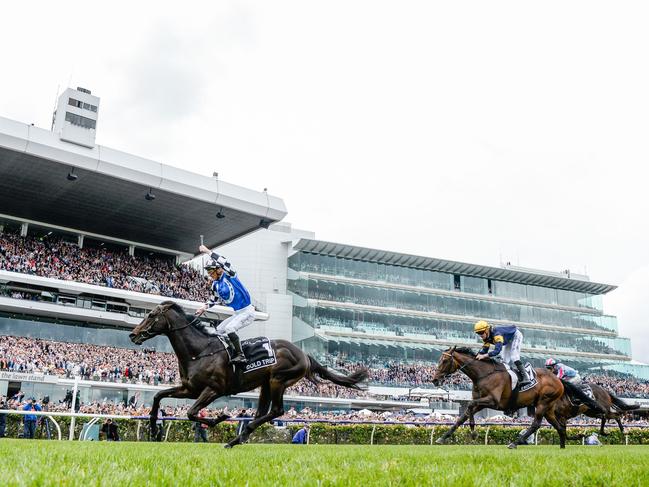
67, 98, 97, 112
65, 111, 96, 129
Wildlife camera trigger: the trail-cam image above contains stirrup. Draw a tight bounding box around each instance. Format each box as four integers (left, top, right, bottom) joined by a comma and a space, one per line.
230, 354, 247, 365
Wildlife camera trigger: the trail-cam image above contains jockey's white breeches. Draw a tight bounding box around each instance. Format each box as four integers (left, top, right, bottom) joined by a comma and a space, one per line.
216, 304, 256, 334
502, 330, 523, 364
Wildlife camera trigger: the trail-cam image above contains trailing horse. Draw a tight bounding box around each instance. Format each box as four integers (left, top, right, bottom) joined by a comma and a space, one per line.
431, 346, 567, 448
553, 382, 639, 439
129, 301, 368, 448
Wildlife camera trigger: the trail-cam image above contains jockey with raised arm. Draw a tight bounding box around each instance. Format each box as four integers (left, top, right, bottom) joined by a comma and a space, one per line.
474, 320, 531, 386
195, 245, 255, 365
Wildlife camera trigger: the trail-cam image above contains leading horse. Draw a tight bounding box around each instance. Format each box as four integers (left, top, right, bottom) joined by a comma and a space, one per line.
129, 301, 368, 447
432, 346, 567, 448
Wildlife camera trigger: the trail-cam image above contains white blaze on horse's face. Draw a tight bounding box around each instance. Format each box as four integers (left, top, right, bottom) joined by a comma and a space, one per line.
433, 351, 458, 385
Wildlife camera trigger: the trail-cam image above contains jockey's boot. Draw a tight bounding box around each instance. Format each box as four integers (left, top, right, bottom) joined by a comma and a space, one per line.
227, 333, 247, 365
514, 360, 531, 386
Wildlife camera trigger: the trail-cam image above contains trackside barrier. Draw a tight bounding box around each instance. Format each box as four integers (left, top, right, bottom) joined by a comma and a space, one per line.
1, 411, 647, 443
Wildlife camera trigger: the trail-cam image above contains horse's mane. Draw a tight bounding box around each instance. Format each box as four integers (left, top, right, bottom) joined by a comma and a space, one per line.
447, 346, 504, 368
450, 347, 477, 356
161, 301, 197, 324
160, 300, 186, 315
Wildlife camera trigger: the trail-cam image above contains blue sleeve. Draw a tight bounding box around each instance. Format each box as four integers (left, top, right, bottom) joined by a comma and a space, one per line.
488, 341, 503, 357
479, 344, 490, 355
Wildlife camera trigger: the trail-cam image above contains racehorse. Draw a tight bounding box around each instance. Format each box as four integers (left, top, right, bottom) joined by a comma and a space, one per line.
129, 301, 368, 448
552, 383, 639, 439
431, 346, 567, 448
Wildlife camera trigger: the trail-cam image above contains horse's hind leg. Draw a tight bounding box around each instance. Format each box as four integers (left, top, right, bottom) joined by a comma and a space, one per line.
544, 408, 567, 448
225, 380, 286, 449
616, 417, 624, 436
469, 410, 477, 441
599, 417, 609, 436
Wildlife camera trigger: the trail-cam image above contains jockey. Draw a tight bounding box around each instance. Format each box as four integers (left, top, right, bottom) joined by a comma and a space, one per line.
195, 245, 255, 365
545, 358, 607, 415
474, 320, 531, 386
544, 359, 580, 384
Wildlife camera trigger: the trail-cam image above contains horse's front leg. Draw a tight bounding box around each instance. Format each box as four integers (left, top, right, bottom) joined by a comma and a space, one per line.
186, 386, 223, 428
149, 385, 193, 441
437, 396, 496, 444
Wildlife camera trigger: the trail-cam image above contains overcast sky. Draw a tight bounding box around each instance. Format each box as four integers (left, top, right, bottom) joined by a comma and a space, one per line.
1, 1, 647, 360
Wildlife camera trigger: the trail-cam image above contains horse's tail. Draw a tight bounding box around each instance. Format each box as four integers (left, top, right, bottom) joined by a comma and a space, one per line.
307, 355, 369, 390
610, 392, 640, 411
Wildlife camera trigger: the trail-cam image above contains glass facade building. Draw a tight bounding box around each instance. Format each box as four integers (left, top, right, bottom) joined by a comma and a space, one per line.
289, 239, 636, 374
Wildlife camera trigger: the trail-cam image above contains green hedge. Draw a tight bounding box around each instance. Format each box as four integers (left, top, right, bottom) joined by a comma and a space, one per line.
3, 416, 647, 445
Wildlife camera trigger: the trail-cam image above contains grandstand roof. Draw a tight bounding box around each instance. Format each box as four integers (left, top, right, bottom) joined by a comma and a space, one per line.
0, 116, 287, 254
294, 239, 617, 295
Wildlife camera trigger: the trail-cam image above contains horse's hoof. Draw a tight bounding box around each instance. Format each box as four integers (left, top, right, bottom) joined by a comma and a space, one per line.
435, 437, 447, 445
223, 443, 233, 449
507, 442, 518, 449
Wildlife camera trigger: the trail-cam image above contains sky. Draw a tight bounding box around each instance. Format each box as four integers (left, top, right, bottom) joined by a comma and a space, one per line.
1, 1, 647, 359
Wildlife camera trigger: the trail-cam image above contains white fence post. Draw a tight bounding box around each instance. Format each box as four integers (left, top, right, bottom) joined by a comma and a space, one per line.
370, 424, 377, 445
484, 425, 490, 446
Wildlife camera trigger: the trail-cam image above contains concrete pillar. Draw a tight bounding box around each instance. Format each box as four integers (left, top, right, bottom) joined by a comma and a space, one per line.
129, 245, 135, 257
175, 255, 183, 265
20, 222, 28, 237
77, 235, 84, 248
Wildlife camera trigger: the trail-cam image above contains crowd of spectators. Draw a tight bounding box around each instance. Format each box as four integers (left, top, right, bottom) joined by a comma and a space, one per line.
585, 373, 649, 399
0, 336, 178, 385
2, 335, 649, 400
0, 232, 209, 301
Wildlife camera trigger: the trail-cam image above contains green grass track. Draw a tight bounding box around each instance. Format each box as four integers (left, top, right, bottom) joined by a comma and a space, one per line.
1, 440, 648, 486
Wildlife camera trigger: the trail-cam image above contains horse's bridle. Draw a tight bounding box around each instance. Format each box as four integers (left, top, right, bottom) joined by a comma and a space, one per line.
440, 350, 470, 376
440, 349, 500, 380
139, 304, 200, 339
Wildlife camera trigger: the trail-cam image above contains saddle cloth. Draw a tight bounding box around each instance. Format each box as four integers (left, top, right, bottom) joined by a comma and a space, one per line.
219, 336, 277, 373
567, 383, 596, 407
505, 363, 538, 392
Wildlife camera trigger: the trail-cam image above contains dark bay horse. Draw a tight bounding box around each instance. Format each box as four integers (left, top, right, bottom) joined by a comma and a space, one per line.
553, 383, 639, 438
431, 346, 567, 448
129, 301, 368, 448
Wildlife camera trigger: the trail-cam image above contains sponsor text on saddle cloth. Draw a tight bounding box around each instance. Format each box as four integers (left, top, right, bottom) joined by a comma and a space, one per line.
505, 362, 538, 392
217, 336, 277, 373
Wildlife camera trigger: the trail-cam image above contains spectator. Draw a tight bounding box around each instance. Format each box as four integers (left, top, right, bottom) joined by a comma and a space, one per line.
101, 419, 120, 441
292, 424, 309, 444
22, 397, 41, 439
0, 395, 7, 438
193, 409, 209, 443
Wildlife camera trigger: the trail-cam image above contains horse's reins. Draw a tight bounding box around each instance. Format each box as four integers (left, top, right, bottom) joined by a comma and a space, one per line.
156, 309, 228, 361
442, 350, 501, 381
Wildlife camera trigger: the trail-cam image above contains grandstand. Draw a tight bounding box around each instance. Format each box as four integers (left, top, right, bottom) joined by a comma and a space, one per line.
0, 87, 287, 411
1, 88, 648, 422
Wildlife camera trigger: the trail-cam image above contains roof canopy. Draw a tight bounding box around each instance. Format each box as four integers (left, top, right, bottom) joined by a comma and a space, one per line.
0, 117, 287, 254
295, 238, 616, 295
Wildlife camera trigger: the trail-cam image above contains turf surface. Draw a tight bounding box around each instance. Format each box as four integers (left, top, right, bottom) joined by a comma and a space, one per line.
1, 440, 647, 486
